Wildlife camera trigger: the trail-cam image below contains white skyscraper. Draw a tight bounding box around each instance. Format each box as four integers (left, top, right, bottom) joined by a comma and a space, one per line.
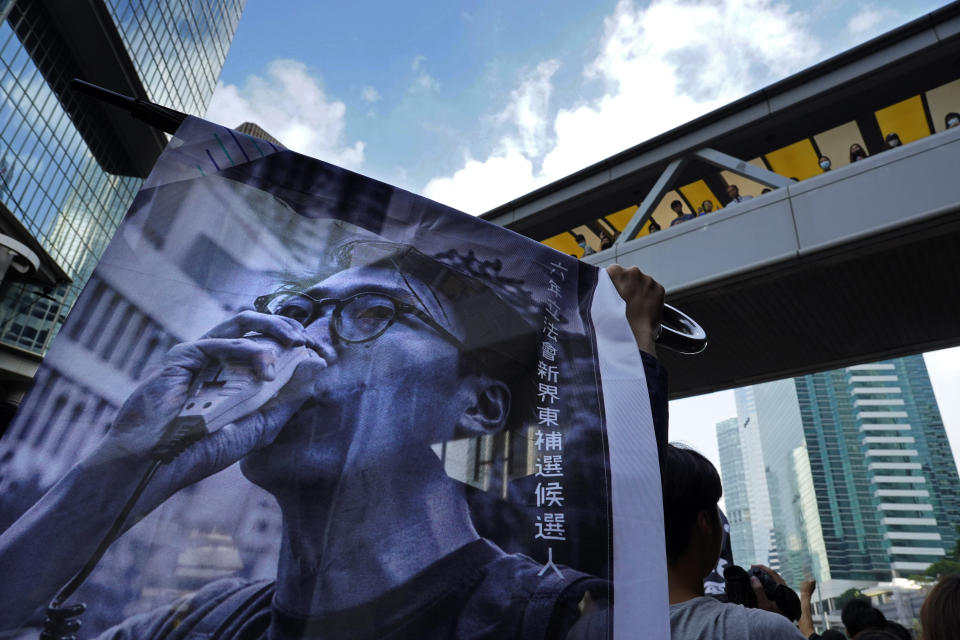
733, 387, 775, 567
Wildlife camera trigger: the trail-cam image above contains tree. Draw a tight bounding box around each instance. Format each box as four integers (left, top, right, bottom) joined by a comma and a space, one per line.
908, 525, 960, 581
921, 525, 960, 579
836, 587, 865, 609
921, 558, 960, 578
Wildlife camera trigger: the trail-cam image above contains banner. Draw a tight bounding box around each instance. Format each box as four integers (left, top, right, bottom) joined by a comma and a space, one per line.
0, 117, 666, 639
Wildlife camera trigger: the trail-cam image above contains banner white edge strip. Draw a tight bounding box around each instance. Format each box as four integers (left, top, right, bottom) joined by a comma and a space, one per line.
591, 269, 670, 640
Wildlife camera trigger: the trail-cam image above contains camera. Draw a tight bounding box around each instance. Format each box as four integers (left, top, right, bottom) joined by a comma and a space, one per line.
722, 565, 801, 622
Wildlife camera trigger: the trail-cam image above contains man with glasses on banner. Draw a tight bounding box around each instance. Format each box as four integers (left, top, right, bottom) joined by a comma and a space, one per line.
0, 241, 668, 640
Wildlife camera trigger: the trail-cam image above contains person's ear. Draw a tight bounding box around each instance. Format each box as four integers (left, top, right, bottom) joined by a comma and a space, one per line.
697, 509, 713, 535
456, 374, 511, 437
697, 508, 721, 539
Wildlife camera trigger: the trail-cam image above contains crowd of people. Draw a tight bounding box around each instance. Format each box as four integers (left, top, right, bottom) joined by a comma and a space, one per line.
574, 228, 618, 255
573, 111, 960, 246
657, 184, 748, 232
645, 111, 960, 236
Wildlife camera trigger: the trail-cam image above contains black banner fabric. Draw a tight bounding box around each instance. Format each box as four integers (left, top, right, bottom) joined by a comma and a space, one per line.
0, 117, 666, 639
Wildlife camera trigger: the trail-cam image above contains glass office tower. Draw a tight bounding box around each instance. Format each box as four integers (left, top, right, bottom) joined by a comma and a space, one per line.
716, 397, 775, 569
740, 354, 960, 596
796, 356, 960, 578
0, 1, 243, 374
716, 417, 755, 566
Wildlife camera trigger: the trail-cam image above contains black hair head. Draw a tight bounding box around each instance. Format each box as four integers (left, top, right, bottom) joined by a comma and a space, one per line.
852, 631, 900, 640
881, 620, 911, 640
841, 598, 886, 637
662, 444, 722, 565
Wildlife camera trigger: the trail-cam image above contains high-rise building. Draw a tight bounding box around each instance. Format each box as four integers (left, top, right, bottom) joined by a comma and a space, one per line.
738, 355, 960, 599
714, 391, 776, 568
0, 0, 245, 422
716, 417, 755, 566
733, 387, 775, 567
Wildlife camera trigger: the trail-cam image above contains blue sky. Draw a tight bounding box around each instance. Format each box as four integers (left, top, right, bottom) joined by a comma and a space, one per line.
209, 0, 960, 471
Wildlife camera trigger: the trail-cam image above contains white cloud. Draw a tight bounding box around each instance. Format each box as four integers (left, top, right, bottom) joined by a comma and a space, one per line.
847, 8, 887, 35
497, 60, 560, 158
423, 61, 564, 212
360, 86, 381, 103
423, 0, 822, 215
421, 141, 537, 215
410, 55, 441, 92
205, 59, 364, 169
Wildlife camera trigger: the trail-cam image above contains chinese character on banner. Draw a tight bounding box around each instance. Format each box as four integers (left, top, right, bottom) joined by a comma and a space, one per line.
537, 383, 559, 404
534, 482, 565, 508
537, 406, 559, 428
537, 361, 559, 383
535, 429, 564, 451
537, 547, 563, 578
536, 455, 563, 477
535, 513, 567, 540
543, 321, 559, 342
549, 261, 568, 280
544, 300, 560, 322
541, 342, 558, 362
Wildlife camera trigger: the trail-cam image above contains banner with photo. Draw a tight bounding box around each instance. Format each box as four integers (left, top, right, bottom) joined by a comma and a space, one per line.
0, 116, 666, 639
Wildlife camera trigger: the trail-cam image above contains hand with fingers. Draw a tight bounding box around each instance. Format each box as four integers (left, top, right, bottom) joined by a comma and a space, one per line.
93, 309, 335, 496
748, 564, 802, 622
605, 265, 665, 356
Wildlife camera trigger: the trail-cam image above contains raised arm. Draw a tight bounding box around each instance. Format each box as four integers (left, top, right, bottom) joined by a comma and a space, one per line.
606, 265, 668, 453
605, 265, 664, 357
798, 578, 817, 637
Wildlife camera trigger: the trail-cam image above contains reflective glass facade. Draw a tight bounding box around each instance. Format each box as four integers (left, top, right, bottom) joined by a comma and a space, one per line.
739, 355, 960, 590
716, 417, 755, 567
0, 0, 243, 355
0, 12, 140, 352
104, 0, 243, 118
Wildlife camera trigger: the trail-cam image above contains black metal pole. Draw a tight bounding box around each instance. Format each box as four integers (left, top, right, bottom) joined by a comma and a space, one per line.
70, 78, 187, 135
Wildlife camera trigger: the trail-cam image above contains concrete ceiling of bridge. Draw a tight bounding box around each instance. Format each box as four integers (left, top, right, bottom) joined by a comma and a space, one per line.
659, 213, 960, 399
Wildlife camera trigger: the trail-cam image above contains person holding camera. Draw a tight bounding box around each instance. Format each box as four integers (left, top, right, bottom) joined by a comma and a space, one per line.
664, 444, 806, 639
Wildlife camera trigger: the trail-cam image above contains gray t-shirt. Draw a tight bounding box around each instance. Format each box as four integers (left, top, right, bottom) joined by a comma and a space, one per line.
670, 596, 806, 640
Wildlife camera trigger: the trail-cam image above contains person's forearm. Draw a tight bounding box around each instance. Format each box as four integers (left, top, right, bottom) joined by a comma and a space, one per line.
798, 595, 815, 637
0, 451, 161, 629
633, 327, 656, 358
640, 352, 669, 465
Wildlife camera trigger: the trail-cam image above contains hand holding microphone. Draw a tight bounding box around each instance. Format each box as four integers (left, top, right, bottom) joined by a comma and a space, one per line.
101, 310, 333, 491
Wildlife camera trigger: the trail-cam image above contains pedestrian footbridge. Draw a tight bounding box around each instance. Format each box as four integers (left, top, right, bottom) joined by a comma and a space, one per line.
586, 131, 960, 397
483, 5, 960, 397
